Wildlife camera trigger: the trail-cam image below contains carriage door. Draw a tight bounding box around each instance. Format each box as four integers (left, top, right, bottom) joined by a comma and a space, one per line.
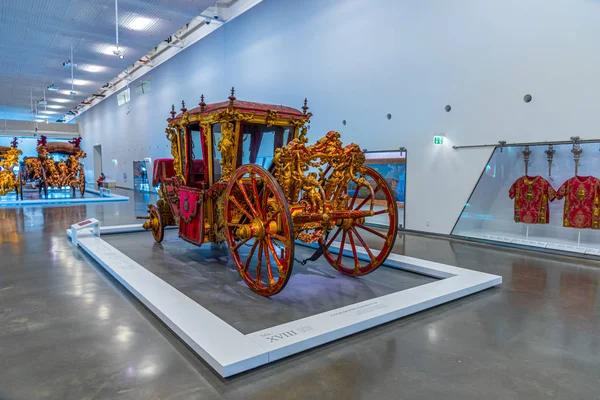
179, 125, 207, 245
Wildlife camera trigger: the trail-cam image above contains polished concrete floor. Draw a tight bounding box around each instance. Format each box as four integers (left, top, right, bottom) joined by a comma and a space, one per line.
1, 189, 599, 399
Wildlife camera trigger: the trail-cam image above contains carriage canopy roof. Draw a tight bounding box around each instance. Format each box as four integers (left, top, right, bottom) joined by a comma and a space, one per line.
172, 98, 306, 121
42, 142, 80, 155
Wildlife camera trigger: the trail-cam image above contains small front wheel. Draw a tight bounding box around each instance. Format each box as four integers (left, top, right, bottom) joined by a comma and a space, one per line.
148, 204, 165, 243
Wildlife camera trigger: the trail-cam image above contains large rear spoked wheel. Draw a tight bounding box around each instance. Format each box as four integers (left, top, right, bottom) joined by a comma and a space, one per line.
224, 165, 294, 297
319, 166, 398, 276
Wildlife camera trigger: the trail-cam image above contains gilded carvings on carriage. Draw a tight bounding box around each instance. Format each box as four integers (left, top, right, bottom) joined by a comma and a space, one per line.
36, 136, 86, 196
272, 130, 368, 214
265, 110, 279, 127
166, 127, 185, 184
217, 120, 236, 182
0, 141, 22, 197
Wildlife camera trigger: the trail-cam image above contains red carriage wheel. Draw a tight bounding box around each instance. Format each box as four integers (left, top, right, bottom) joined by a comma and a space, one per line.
319, 166, 398, 276
224, 164, 294, 297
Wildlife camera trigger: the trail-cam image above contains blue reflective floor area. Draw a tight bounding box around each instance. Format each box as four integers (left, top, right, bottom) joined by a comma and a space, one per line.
0, 186, 129, 207
0, 187, 92, 202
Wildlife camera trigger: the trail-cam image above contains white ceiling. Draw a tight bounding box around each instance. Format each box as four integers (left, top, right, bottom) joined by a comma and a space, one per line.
0, 0, 229, 121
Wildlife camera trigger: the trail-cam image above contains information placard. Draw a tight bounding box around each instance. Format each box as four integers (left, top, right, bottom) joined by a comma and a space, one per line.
70, 218, 100, 245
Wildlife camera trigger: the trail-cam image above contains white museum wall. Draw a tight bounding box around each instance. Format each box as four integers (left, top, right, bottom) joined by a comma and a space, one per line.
78, 0, 600, 234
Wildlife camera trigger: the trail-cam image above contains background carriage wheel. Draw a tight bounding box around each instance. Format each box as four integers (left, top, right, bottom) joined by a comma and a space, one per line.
224, 165, 294, 297
18, 171, 23, 200
319, 166, 398, 276
80, 172, 86, 197
148, 204, 165, 243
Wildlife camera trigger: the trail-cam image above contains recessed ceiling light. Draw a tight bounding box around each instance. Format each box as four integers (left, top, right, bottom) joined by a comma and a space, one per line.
65, 79, 93, 86
47, 105, 64, 109
80, 64, 105, 73
39, 111, 59, 115
50, 98, 71, 103
125, 15, 156, 31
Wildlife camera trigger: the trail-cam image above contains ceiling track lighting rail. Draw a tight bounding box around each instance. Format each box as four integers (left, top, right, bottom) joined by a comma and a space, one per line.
163, 35, 185, 48
137, 57, 154, 67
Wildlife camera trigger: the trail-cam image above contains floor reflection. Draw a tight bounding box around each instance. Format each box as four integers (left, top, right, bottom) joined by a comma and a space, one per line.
0, 187, 91, 202
560, 272, 598, 318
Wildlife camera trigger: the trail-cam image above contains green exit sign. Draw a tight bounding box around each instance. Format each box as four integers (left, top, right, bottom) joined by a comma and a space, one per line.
433, 135, 444, 145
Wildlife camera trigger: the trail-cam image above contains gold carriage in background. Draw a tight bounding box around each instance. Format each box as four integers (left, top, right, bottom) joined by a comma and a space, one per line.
139, 89, 398, 296
0, 138, 23, 200
22, 157, 41, 183
35, 136, 87, 198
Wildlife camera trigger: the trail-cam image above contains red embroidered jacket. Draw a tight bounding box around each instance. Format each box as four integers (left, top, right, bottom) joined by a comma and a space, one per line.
556, 176, 600, 229
508, 176, 556, 224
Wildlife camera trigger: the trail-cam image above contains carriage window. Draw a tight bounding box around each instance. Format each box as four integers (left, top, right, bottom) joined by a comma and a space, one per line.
190, 129, 203, 160
212, 123, 223, 182
189, 127, 205, 186
240, 124, 292, 168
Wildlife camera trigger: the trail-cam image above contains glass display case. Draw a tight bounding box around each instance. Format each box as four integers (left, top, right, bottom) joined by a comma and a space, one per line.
453, 142, 600, 256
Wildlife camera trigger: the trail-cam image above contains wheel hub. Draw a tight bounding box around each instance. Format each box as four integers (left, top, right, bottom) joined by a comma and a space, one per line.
236, 218, 267, 241
339, 218, 354, 231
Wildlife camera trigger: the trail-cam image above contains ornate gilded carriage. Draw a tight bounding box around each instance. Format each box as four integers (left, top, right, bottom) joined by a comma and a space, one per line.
0, 138, 23, 200
140, 89, 398, 296
35, 136, 87, 198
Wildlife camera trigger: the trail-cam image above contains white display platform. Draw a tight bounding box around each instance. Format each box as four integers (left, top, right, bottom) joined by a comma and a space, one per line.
0, 189, 128, 206
68, 224, 501, 378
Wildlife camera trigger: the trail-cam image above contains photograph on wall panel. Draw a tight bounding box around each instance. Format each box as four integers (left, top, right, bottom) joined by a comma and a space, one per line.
133, 160, 150, 192
452, 141, 600, 256
350, 149, 406, 229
